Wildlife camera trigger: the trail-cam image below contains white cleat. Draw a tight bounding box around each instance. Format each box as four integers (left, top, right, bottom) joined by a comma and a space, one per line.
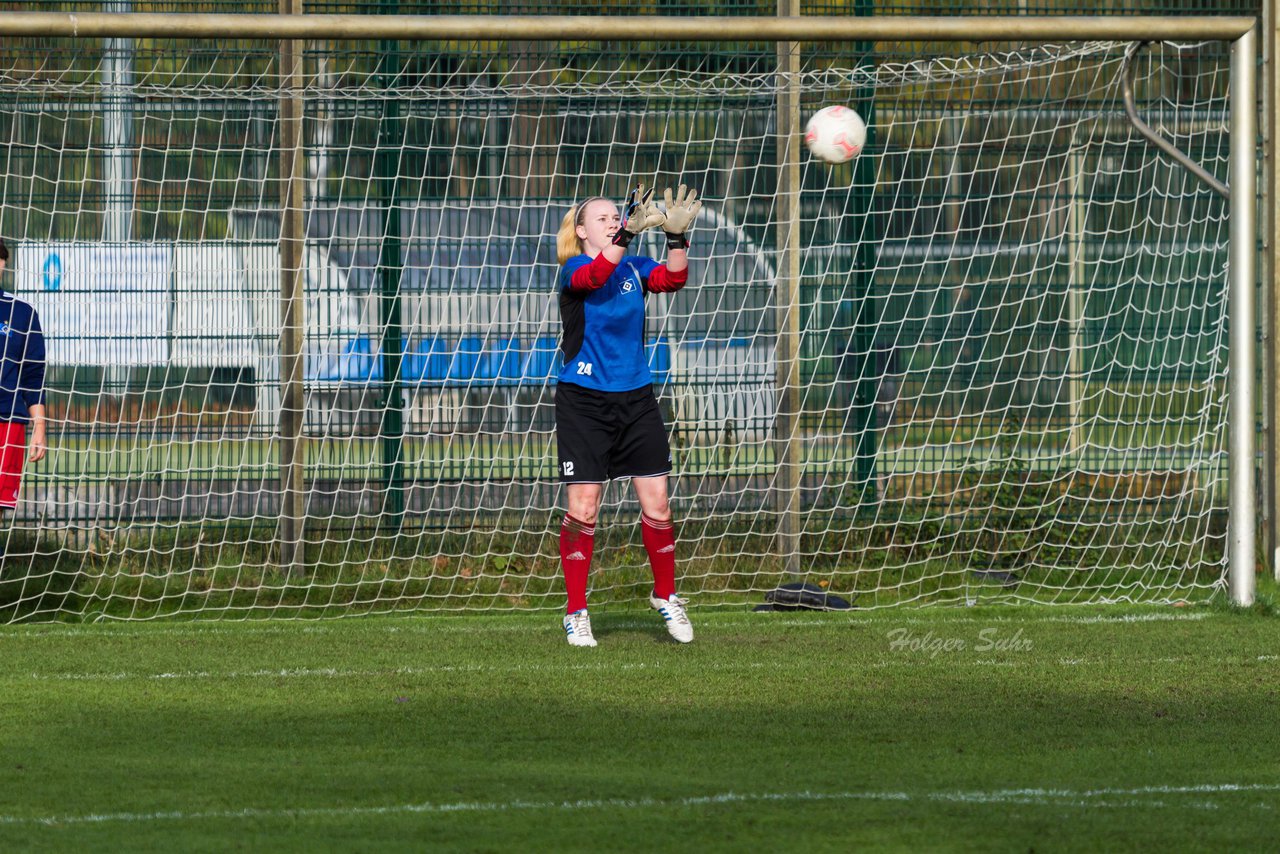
650, 594, 694, 644
563, 609, 597, 647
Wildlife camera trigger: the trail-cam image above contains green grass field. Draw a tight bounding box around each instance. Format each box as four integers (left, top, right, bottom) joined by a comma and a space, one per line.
1, 601, 1277, 851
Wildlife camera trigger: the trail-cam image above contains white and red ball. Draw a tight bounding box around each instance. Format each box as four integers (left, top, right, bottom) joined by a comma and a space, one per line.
804, 105, 867, 164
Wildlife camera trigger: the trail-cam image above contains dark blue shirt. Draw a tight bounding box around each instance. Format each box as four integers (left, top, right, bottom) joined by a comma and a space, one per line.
557, 254, 659, 392
0, 292, 46, 424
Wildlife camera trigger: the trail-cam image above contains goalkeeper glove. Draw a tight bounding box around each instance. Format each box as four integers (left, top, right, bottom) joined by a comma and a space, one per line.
612, 183, 666, 248
661, 184, 702, 249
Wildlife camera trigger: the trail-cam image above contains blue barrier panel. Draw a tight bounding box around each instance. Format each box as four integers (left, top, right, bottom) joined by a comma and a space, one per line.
474, 338, 519, 385
522, 336, 562, 386
403, 336, 452, 386
311, 336, 382, 383
481, 338, 523, 386
448, 336, 485, 387
315, 336, 583, 389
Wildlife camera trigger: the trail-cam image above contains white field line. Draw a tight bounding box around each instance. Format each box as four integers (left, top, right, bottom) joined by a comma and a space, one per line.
20, 660, 769, 683
15, 653, 1276, 684
862, 655, 1276, 669
3, 784, 1277, 828
0, 608, 1215, 641
766, 611, 1215, 627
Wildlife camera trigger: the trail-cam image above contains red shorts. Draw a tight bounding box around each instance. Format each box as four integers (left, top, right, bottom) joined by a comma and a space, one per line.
0, 421, 26, 509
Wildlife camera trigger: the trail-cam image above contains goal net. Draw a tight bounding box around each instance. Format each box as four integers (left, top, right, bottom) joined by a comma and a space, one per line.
0, 33, 1237, 619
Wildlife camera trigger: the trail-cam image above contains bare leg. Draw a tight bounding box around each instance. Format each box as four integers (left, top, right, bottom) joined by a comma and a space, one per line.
566, 482, 603, 525
630, 475, 670, 522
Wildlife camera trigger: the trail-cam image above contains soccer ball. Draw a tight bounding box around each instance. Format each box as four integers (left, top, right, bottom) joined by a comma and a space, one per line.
805, 105, 867, 164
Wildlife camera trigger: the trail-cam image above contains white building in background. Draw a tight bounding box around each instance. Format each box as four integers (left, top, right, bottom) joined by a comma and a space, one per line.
13, 204, 777, 439
15, 241, 360, 431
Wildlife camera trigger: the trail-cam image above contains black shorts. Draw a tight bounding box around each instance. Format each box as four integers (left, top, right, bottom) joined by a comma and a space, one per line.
555, 382, 672, 483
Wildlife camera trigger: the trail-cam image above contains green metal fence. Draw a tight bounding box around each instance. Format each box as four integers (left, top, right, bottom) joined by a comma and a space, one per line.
0, 1, 1256, 536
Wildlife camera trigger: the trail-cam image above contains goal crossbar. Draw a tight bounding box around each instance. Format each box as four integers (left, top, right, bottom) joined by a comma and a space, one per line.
0, 13, 1256, 43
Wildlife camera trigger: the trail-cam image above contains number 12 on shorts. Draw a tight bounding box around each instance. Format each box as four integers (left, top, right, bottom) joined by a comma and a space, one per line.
575, 361, 592, 376
562, 461, 575, 476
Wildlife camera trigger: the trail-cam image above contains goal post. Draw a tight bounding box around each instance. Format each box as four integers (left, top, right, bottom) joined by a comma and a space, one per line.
1227, 26, 1257, 607
0, 13, 1258, 619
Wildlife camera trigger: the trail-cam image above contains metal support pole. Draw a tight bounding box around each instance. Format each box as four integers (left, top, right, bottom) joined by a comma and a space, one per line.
102, 0, 132, 243
1228, 27, 1257, 607
101, 0, 133, 408
1122, 42, 1230, 199
278, 0, 306, 574
377, 35, 406, 531
775, 0, 801, 578
1067, 147, 1086, 456
852, 0, 877, 497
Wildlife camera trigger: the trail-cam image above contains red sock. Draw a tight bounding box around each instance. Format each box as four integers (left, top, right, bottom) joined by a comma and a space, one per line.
560, 514, 595, 614
641, 514, 677, 601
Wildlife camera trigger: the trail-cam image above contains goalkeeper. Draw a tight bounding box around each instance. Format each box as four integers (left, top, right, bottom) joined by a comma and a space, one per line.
552, 183, 701, 648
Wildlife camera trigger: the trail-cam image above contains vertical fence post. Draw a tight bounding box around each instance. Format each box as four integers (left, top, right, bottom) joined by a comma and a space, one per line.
1228, 26, 1257, 606
775, 2, 801, 579
852, 0, 878, 498
278, 0, 306, 574
377, 33, 406, 530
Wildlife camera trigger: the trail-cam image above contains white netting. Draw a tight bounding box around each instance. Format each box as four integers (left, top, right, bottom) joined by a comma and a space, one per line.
0, 37, 1233, 619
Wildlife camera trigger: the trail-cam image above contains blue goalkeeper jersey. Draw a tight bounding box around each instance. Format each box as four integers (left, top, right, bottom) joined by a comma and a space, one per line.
0, 291, 46, 424
557, 253, 659, 392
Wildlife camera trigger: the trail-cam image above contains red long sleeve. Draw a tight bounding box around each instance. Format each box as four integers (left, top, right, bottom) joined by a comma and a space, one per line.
645, 265, 688, 294
567, 254, 620, 292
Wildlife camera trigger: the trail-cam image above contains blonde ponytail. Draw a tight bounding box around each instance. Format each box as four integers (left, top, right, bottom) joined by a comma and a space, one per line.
556, 206, 581, 265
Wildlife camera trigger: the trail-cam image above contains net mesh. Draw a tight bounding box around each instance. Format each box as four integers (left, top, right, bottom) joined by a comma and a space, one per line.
0, 36, 1233, 619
